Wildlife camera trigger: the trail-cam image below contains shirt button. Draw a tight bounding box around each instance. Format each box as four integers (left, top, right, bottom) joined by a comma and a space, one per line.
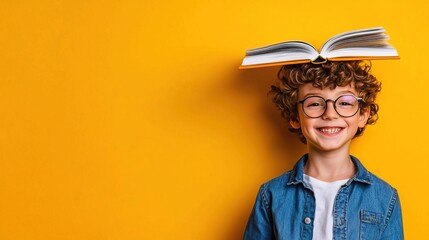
304, 217, 312, 224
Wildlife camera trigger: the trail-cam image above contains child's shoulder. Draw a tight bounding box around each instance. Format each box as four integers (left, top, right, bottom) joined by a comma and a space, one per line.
259, 156, 398, 197
350, 155, 398, 193
364, 170, 398, 194
258, 168, 299, 200
262, 169, 294, 189
259, 155, 307, 194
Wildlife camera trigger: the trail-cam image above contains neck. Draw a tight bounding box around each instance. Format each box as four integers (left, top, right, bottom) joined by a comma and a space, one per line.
305, 146, 356, 182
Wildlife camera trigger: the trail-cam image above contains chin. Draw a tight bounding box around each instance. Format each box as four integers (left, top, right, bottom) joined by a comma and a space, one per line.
309, 139, 351, 152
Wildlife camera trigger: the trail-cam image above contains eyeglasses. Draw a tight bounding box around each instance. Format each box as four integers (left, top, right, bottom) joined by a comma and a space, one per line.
298, 95, 365, 118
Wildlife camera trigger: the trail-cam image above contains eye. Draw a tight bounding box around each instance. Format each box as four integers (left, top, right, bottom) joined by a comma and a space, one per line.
303, 97, 325, 108
307, 102, 321, 107
336, 95, 357, 107
338, 101, 353, 106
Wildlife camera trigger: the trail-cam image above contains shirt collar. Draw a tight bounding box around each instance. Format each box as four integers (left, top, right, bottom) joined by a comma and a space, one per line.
287, 154, 373, 186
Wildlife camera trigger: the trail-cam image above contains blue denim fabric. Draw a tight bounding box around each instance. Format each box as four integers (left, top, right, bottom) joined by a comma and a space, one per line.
244, 154, 404, 240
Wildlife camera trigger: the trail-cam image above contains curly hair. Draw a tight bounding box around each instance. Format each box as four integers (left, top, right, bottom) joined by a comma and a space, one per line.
270, 61, 381, 143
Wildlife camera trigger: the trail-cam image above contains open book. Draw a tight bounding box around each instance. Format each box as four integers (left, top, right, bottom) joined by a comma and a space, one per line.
239, 27, 399, 69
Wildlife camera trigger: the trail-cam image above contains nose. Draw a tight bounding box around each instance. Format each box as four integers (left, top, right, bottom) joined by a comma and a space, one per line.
321, 101, 339, 119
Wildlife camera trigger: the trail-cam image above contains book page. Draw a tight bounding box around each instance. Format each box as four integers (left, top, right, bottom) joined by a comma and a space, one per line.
246, 41, 317, 55
320, 27, 385, 56
326, 47, 398, 59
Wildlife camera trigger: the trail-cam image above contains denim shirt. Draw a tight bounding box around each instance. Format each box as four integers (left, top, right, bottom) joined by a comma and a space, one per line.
244, 154, 404, 240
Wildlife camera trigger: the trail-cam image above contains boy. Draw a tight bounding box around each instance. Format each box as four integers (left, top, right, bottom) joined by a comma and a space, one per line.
243, 61, 403, 240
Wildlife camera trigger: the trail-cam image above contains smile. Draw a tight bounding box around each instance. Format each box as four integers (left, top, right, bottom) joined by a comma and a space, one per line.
317, 127, 343, 134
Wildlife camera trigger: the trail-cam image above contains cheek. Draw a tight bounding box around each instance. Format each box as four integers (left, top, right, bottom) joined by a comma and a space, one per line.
299, 118, 316, 135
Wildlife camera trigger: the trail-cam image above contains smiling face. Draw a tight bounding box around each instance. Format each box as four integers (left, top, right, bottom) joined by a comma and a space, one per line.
290, 83, 370, 154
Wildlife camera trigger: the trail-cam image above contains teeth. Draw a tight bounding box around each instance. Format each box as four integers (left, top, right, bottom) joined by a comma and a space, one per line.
319, 128, 341, 134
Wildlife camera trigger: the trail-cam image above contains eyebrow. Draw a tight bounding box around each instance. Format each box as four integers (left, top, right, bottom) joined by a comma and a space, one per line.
302, 90, 357, 99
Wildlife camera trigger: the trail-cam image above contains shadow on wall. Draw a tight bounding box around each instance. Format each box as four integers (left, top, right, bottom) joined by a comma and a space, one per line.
237, 66, 305, 160
223, 65, 306, 240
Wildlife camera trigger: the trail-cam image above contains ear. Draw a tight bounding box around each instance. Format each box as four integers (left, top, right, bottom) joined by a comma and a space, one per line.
358, 108, 370, 128
290, 117, 301, 129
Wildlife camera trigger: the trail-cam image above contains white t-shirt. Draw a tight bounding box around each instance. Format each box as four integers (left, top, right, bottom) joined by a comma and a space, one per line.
303, 174, 349, 240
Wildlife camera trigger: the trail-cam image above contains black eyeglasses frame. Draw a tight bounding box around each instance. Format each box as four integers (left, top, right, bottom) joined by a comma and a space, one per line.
297, 95, 365, 118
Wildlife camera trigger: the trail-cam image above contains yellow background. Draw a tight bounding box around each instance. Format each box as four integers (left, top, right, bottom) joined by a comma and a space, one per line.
0, 0, 426, 239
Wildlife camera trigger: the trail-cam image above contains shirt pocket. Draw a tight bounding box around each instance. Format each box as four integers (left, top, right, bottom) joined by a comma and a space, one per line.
359, 210, 383, 240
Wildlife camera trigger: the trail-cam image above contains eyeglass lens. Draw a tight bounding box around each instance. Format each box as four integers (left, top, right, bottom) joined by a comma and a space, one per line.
302, 95, 360, 118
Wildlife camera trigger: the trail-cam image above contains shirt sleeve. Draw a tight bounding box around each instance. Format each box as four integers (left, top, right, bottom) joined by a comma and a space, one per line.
243, 184, 275, 240
380, 189, 404, 240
